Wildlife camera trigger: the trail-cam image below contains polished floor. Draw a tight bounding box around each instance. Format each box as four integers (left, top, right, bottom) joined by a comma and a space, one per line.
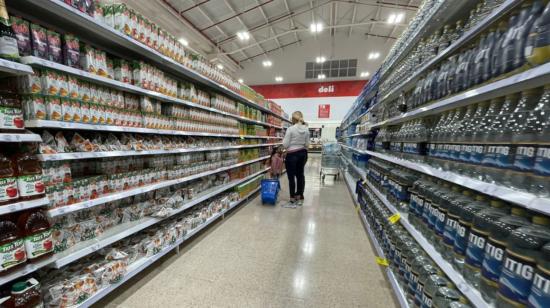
98, 154, 397, 308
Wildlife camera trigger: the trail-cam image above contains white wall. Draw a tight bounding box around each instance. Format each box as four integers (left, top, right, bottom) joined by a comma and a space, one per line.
273, 96, 355, 141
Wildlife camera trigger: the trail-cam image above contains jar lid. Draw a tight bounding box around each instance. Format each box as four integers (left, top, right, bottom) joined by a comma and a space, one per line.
11, 282, 27, 293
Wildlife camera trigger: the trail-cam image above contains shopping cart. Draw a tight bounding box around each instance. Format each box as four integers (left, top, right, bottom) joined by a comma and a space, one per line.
320, 142, 341, 182
261, 179, 280, 205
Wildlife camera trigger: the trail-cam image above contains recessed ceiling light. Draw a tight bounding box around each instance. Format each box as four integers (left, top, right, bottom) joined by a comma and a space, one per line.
216, 64, 223, 70
238, 78, 244, 83
262, 60, 273, 67
368, 52, 381, 60
315, 56, 326, 63
236, 31, 250, 41
178, 38, 189, 46
387, 13, 404, 24
317, 74, 326, 80
310, 22, 323, 33
275, 76, 283, 82
360, 71, 370, 77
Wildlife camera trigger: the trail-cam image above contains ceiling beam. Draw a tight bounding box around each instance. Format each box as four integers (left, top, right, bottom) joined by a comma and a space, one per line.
348, 2, 357, 36
254, 0, 283, 50
200, 0, 275, 32
238, 40, 302, 62
334, 0, 418, 10
179, 0, 211, 14
283, 0, 301, 45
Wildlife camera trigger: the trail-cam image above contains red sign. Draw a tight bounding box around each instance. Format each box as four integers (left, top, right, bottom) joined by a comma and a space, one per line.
318, 104, 330, 118
250, 80, 367, 99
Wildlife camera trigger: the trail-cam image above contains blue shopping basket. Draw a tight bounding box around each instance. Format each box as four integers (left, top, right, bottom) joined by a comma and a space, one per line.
261, 179, 280, 205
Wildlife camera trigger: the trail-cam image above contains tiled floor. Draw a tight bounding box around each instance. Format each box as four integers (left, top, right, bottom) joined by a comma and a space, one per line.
97, 154, 397, 308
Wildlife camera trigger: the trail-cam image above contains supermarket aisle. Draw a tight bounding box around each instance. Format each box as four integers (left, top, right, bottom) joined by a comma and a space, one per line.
99, 154, 397, 308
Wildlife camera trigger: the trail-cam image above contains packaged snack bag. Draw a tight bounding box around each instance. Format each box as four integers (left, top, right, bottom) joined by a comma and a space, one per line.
45, 96, 61, 121
41, 70, 59, 96
103, 3, 114, 28
61, 98, 72, 122
57, 73, 68, 97
30, 23, 47, 59
17, 71, 41, 94
71, 99, 81, 123
47, 30, 62, 63
10, 16, 31, 56
80, 44, 96, 73
67, 75, 79, 99
62, 33, 80, 68
23, 94, 46, 120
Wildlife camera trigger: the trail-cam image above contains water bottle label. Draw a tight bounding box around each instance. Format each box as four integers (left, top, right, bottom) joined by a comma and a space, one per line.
428, 204, 439, 231
481, 239, 506, 284
527, 267, 550, 308
498, 251, 536, 305
443, 215, 459, 246
415, 197, 425, 219
404, 260, 412, 283
493, 145, 514, 169
534, 146, 550, 176
453, 221, 469, 256
422, 201, 432, 225
434, 208, 446, 236
415, 281, 426, 307
482, 145, 496, 166
459, 144, 471, 162
465, 228, 487, 269
470, 145, 484, 164
451, 144, 461, 160
409, 271, 419, 296
421, 292, 433, 308
395, 248, 402, 268
513, 146, 536, 171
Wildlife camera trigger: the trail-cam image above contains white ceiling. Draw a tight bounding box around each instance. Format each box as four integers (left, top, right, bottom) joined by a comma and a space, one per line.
121, 0, 420, 84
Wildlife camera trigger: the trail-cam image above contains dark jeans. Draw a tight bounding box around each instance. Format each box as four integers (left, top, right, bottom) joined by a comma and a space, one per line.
285, 149, 307, 199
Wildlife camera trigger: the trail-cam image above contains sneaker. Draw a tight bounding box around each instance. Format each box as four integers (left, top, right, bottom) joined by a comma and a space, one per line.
296, 199, 303, 206
283, 200, 297, 208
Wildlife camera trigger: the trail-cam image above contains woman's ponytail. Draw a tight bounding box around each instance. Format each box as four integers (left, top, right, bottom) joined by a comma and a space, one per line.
292, 111, 305, 125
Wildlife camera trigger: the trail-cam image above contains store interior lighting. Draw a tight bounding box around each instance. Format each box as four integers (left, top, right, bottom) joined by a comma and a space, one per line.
310, 22, 323, 33
275, 76, 283, 82
315, 56, 326, 63
368, 52, 380, 60
236, 31, 250, 41
238, 78, 244, 83
262, 60, 273, 67
360, 72, 370, 77
178, 38, 189, 46
387, 13, 405, 24
317, 74, 326, 80
216, 64, 223, 70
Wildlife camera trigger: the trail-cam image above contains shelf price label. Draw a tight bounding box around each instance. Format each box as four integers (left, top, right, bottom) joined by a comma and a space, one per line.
388, 213, 401, 224
376, 257, 389, 267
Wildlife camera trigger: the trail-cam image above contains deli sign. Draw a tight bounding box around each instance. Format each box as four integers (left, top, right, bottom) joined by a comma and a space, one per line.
251, 80, 367, 99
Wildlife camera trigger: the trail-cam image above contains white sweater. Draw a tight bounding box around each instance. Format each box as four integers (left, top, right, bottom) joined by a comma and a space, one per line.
283, 124, 310, 152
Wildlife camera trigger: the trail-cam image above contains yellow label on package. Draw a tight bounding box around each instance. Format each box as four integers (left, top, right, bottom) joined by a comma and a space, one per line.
388, 213, 401, 224
376, 257, 389, 266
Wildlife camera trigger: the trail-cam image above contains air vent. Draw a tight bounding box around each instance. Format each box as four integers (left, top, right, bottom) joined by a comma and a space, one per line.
305, 59, 357, 79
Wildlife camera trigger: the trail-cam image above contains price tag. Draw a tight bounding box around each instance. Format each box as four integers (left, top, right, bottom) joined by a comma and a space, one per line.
376, 257, 389, 266
388, 213, 401, 224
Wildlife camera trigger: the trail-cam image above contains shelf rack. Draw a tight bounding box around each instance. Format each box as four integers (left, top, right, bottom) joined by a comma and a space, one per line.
0, 197, 50, 216
47, 155, 270, 217
24, 120, 279, 139
8, 0, 289, 124
373, 61, 550, 128
20, 56, 282, 129
360, 177, 488, 307
76, 185, 261, 308
0, 58, 34, 75
37, 143, 281, 161
51, 169, 268, 269
342, 171, 409, 308
379, 0, 522, 104
0, 132, 42, 142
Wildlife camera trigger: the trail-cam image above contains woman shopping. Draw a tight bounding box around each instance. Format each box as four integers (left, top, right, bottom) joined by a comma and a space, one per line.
282, 111, 309, 207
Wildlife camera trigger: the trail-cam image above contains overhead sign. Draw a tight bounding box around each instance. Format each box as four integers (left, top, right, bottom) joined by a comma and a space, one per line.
318, 104, 330, 118
251, 80, 367, 99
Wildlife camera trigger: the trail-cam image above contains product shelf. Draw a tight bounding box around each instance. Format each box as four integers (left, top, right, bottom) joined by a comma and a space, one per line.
0, 255, 55, 287
20, 56, 282, 129
51, 169, 268, 269
75, 185, 261, 308
373, 61, 550, 128
0, 58, 34, 75
0, 132, 42, 142
340, 154, 367, 180
47, 155, 270, 217
379, 0, 522, 104
9, 0, 290, 124
0, 197, 50, 216
37, 143, 281, 161
342, 171, 409, 308
362, 149, 550, 214
25, 120, 273, 139
361, 178, 488, 308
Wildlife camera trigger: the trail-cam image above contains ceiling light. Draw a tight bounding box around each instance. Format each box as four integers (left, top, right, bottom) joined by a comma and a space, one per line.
317, 74, 326, 80
262, 60, 272, 67
275, 76, 283, 82
315, 56, 326, 63
387, 13, 405, 24
360, 71, 370, 77
238, 78, 244, 83
216, 64, 223, 70
236, 31, 250, 41
178, 38, 189, 46
310, 22, 323, 33
368, 52, 381, 60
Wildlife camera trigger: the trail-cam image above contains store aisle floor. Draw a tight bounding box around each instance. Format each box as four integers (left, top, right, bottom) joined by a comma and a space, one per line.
98, 154, 397, 308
